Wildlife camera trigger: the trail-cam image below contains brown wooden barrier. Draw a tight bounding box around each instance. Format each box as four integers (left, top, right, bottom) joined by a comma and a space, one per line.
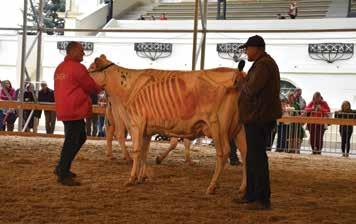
0, 130, 105, 140
0, 101, 106, 114
1, 101, 356, 140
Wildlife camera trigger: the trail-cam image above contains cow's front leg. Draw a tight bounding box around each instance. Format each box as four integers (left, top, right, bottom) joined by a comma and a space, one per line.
116, 118, 132, 162
137, 135, 151, 183
207, 126, 229, 194
125, 125, 142, 186
156, 137, 178, 164
105, 120, 115, 160
236, 126, 247, 195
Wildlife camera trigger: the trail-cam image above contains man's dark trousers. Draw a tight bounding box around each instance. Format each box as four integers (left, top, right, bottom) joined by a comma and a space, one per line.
56, 119, 86, 177
244, 122, 274, 205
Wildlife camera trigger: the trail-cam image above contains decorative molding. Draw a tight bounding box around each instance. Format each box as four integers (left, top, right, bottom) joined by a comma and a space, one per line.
134, 42, 172, 61
57, 41, 94, 56
216, 43, 245, 63
308, 43, 354, 63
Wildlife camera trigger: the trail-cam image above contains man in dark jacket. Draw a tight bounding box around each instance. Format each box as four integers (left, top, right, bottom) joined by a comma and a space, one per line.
38, 82, 56, 134
54, 41, 101, 186
234, 35, 282, 210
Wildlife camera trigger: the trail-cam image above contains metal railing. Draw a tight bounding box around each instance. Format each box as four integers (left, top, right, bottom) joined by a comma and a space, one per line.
274, 110, 356, 156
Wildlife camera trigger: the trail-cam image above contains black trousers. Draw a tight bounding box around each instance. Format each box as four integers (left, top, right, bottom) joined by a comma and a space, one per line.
245, 121, 274, 204
85, 114, 98, 136
340, 130, 353, 154
44, 111, 56, 134
56, 119, 86, 177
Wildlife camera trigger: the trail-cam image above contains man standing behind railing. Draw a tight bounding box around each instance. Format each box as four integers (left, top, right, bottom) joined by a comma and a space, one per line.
293, 88, 306, 110
305, 92, 330, 155
38, 82, 56, 134
54, 41, 101, 186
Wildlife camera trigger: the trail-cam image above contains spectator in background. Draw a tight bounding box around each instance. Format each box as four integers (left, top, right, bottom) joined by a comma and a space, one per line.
138, 15, 145, 20
160, 13, 168, 20
38, 81, 56, 134
22, 83, 37, 132
1, 80, 17, 131
334, 101, 356, 157
276, 14, 286, 19
293, 88, 306, 110
97, 92, 107, 137
276, 97, 290, 152
150, 15, 156, 20
288, 1, 298, 19
286, 92, 304, 153
305, 92, 330, 155
229, 140, 241, 166
217, 0, 227, 20
85, 93, 98, 136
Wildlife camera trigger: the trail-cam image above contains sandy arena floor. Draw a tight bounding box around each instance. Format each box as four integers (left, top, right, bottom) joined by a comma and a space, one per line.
0, 136, 356, 224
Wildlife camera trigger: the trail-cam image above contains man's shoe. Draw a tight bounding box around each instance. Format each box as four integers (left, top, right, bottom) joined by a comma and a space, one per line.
54, 169, 77, 178
67, 171, 77, 178
245, 201, 271, 210
57, 176, 81, 186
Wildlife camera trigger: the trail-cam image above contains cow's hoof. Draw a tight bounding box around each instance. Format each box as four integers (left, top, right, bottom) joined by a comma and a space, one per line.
106, 153, 114, 160
184, 159, 194, 166
155, 156, 162, 164
137, 176, 147, 184
123, 156, 133, 164
124, 177, 137, 187
206, 185, 216, 195
238, 186, 247, 195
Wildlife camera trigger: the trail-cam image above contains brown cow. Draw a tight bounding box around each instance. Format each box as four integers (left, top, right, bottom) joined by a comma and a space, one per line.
90, 63, 193, 164
90, 55, 247, 194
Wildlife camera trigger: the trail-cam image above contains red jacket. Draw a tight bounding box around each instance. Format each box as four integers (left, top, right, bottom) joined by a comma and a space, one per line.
305, 100, 330, 117
54, 56, 101, 121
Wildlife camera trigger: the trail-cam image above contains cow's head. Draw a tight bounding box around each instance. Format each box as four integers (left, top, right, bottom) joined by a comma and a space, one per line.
89, 54, 115, 88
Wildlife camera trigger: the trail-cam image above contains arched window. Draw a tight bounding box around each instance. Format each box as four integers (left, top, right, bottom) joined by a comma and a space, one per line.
280, 80, 296, 99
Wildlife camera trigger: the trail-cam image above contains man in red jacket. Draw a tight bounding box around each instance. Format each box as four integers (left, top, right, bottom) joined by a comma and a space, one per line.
54, 41, 101, 186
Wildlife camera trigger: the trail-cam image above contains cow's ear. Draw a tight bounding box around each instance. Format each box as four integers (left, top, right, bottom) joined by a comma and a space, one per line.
100, 54, 107, 60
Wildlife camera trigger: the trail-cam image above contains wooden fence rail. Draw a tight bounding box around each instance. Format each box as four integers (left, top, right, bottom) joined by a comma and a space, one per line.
1, 101, 356, 140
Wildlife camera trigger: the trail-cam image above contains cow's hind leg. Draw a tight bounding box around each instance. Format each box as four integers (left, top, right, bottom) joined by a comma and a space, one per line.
156, 137, 178, 164
156, 138, 178, 164
207, 124, 230, 194
235, 126, 247, 195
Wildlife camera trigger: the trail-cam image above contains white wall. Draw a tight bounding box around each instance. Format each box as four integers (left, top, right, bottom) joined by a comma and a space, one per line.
0, 36, 19, 86
65, 4, 109, 36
